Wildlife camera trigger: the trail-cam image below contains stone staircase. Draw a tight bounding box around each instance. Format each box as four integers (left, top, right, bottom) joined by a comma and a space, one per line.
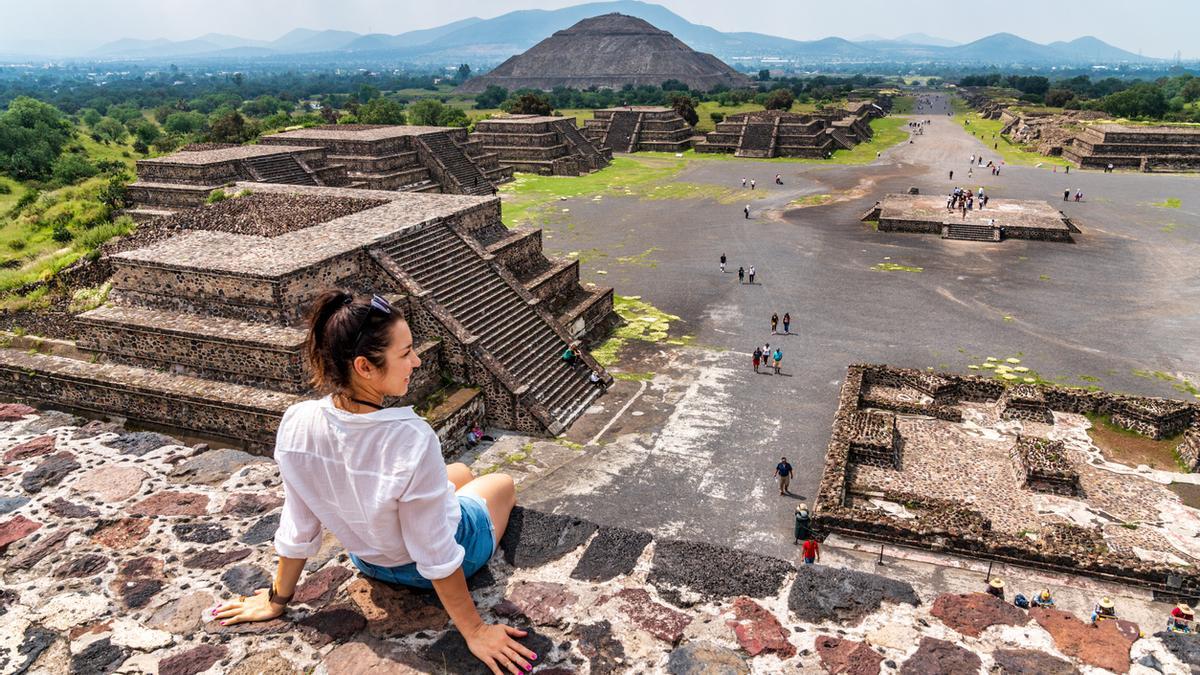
943, 222, 1000, 242
241, 154, 317, 185
736, 123, 776, 158
377, 224, 602, 431
604, 111, 640, 153
559, 121, 605, 164
417, 133, 492, 196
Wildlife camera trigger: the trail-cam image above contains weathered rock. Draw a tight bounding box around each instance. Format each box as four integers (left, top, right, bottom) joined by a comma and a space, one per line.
424, 628, 554, 675
293, 565, 354, 606
666, 642, 749, 675
992, 648, 1079, 675
107, 431, 177, 457
228, 649, 302, 675
0, 495, 30, 514
865, 623, 920, 651
724, 596, 795, 658
302, 531, 345, 572
0, 514, 41, 550
898, 637, 981, 675
604, 588, 691, 644
0, 402, 36, 421
1031, 608, 1137, 674
20, 410, 81, 433
45, 497, 99, 518
221, 492, 284, 517
148, 591, 214, 634
240, 512, 281, 545
9, 526, 72, 569
321, 641, 425, 674
69, 637, 126, 675
169, 448, 261, 485
21, 451, 80, 493
90, 518, 151, 549
112, 578, 163, 609
500, 581, 578, 627
203, 616, 289, 636
53, 553, 109, 578
787, 565, 919, 624
570, 525, 651, 582
71, 419, 123, 439
297, 604, 367, 648
347, 577, 448, 637
108, 617, 173, 651
3, 435, 55, 462
499, 507, 598, 568
183, 547, 252, 569
172, 522, 230, 543
930, 592, 1028, 637
1155, 630, 1200, 673
72, 465, 147, 502
577, 620, 627, 675
158, 644, 227, 675
649, 540, 793, 607
222, 565, 272, 595
129, 491, 209, 517
815, 634, 883, 675
11, 625, 58, 675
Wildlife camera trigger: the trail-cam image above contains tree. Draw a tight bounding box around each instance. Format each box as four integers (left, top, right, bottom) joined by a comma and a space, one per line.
758, 69, 771, 82
501, 92, 552, 116
457, 64, 471, 82
764, 88, 795, 111
207, 110, 253, 143
474, 85, 509, 109
661, 79, 688, 92
163, 111, 206, 134
92, 117, 127, 143
710, 112, 725, 125
1044, 89, 1075, 108
408, 99, 447, 126
80, 108, 102, 127
51, 152, 99, 184
357, 98, 407, 125
437, 107, 469, 127
0, 97, 73, 180
129, 119, 162, 147
1101, 83, 1167, 119
670, 94, 699, 127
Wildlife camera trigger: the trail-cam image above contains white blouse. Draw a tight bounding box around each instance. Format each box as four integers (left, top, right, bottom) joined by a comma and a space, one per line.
272, 396, 464, 580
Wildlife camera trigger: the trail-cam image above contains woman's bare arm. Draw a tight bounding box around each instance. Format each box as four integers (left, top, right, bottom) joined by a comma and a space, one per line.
212, 555, 306, 625
432, 569, 536, 675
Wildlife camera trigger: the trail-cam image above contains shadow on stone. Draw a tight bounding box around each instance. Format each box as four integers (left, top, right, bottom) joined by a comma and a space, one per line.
649, 539, 792, 607
499, 507, 597, 568
787, 565, 919, 624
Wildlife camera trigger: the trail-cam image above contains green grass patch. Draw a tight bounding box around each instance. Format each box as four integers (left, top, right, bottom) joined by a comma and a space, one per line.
890, 96, 915, 114
613, 371, 655, 382
589, 294, 681, 367
1151, 198, 1182, 209
872, 262, 923, 273
952, 100, 1069, 168
789, 193, 832, 208
615, 247, 661, 267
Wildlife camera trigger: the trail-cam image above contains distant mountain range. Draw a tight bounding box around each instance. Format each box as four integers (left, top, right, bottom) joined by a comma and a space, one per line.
75, 0, 1157, 67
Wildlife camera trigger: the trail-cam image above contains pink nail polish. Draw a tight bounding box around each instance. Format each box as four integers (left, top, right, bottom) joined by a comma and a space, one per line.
219, 621, 226, 626
531, 653, 538, 660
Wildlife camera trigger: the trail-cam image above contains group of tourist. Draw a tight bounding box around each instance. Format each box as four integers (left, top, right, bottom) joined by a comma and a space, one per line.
946, 186, 988, 215
752, 343, 783, 374
770, 312, 792, 335
1062, 188, 1084, 202
791, 502, 821, 563
986, 577, 1196, 633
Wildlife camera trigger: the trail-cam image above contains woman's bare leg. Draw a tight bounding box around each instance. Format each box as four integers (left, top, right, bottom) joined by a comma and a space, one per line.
446, 462, 473, 490
457, 473, 517, 545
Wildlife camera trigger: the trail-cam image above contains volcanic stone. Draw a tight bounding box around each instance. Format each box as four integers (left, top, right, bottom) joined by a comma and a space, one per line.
118, 555, 163, 579
424, 628, 554, 675
148, 591, 214, 634
240, 512, 281, 545
169, 448, 260, 485
0, 402, 36, 420
221, 492, 284, 516
931, 592, 1029, 637
108, 431, 177, 456
815, 635, 883, 675
172, 522, 231, 544
90, 518, 151, 549
45, 497, 99, 518
72, 419, 123, 439
69, 637, 126, 675
12, 625, 58, 675
9, 526, 72, 569
21, 410, 80, 434
21, 451, 80, 493
787, 565, 919, 624
724, 596, 795, 658
72, 465, 147, 502
501, 581, 578, 627
570, 525, 651, 582
293, 565, 354, 606
347, 577, 449, 637
1155, 630, 1200, 673
499, 507, 597, 568
0, 514, 41, 550
649, 539, 792, 607
297, 604, 367, 648
129, 491, 209, 516
899, 637, 981, 675
203, 616, 290, 636
114, 578, 163, 609
992, 648, 1080, 675
222, 565, 272, 595
1031, 607, 1137, 673
302, 530, 344, 572
183, 547, 252, 569
108, 617, 173, 651
322, 641, 426, 675
229, 649, 303, 675
0, 495, 30, 514
158, 644, 227, 675
605, 588, 691, 644
4, 435, 55, 462
53, 554, 109, 578
37, 592, 108, 630
577, 620, 627, 675
666, 642, 749, 675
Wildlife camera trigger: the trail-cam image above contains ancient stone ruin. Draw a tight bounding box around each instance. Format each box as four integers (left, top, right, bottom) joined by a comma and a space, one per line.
1063, 124, 1200, 172
695, 105, 880, 158
457, 13, 751, 93
583, 106, 694, 153
470, 115, 612, 175
863, 194, 1078, 242
0, 184, 616, 451
816, 364, 1200, 594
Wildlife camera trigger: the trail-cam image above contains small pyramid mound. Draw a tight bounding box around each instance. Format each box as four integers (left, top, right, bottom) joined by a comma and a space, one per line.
458, 13, 751, 93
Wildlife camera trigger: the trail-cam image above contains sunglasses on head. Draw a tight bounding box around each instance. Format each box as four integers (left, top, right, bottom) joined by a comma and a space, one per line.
351, 294, 394, 355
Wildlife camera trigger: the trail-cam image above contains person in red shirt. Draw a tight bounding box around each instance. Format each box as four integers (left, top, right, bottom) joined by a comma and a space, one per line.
802, 539, 820, 565
1171, 603, 1194, 633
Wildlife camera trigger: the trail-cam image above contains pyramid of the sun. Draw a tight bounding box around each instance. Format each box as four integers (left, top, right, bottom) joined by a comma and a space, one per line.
458, 13, 751, 93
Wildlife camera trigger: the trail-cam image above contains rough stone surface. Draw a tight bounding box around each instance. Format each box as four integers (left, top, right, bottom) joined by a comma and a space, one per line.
1031, 608, 1137, 674
815, 634, 884, 675
898, 637, 982, 675
53, 553, 108, 578
293, 564, 354, 606
130, 491, 210, 516
499, 507, 598, 567
570, 525, 651, 582
11, 625, 58, 675
347, 577, 449, 638
298, 605, 368, 648
498, 580, 578, 627
649, 539, 793, 606
930, 592, 1029, 637
221, 492, 284, 516
240, 512, 281, 544
724, 596, 795, 658
183, 547, 252, 569
114, 578, 164, 609
90, 518, 152, 549
992, 648, 1080, 675
228, 649, 302, 675
148, 591, 214, 634
423, 628, 555, 675
604, 588, 691, 644
0, 495, 30, 514
788, 565, 920, 624
222, 565, 272, 595
108, 431, 178, 456
71, 465, 147, 501
45, 496, 98, 518
1155, 630, 1200, 673
0, 513, 41, 549
172, 522, 231, 543
69, 637, 127, 675
0, 402, 36, 420
20, 410, 81, 433
321, 641, 424, 675
21, 451, 80, 493
3, 434, 56, 461
576, 621, 627, 675
158, 644, 228, 675
169, 448, 261, 484
9, 526, 72, 569
666, 642, 749, 675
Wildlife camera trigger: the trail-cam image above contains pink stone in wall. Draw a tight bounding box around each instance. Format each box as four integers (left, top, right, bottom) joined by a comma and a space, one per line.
604, 588, 692, 645
815, 635, 883, 675
91, 518, 152, 549
129, 491, 210, 517
72, 465, 148, 502
3, 435, 56, 462
724, 596, 795, 658
0, 514, 42, 550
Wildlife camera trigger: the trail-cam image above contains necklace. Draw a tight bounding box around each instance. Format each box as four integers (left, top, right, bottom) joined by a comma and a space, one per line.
337, 394, 385, 411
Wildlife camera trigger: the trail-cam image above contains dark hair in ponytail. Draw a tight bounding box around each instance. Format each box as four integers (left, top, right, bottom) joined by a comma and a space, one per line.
303, 289, 404, 394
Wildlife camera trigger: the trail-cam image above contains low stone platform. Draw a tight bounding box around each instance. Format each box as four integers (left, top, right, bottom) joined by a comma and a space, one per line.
864, 194, 1076, 243
1, 408, 1192, 674
470, 115, 611, 176
583, 107, 693, 153
1065, 124, 1200, 172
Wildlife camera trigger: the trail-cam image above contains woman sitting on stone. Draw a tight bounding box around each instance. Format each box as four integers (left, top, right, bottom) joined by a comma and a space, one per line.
212, 290, 535, 674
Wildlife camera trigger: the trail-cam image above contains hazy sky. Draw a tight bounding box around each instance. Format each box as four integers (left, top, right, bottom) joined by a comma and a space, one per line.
1, 0, 1193, 58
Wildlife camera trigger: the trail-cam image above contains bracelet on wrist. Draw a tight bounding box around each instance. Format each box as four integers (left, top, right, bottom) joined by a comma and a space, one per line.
268, 584, 294, 607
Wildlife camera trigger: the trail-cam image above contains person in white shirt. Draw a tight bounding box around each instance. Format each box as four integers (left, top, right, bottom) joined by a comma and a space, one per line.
212, 290, 534, 674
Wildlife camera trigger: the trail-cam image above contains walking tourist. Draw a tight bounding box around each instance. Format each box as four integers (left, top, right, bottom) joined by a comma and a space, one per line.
752, 347, 761, 373
772, 347, 782, 374
741, 177, 747, 187
738, 266, 745, 284
775, 173, 783, 185
561, 344, 576, 367
774, 456, 793, 495
949, 170, 954, 180
794, 504, 811, 545
801, 538, 821, 564
210, 291, 535, 674
1107, 162, 1114, 173
986, 578, 1006, 600
750, 179, 756, 190
748, 266, 756, 284
720, 253, 726, 273
744, 204, 750, 219
1063, 189, 1070, 202
1075, 190, 1083, 202
770, 313, 779, 334
782, 313, 791, 334
761, 343, 770, 366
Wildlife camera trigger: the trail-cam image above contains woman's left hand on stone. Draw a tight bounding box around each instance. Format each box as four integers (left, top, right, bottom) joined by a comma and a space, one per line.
211, 588, 285, 626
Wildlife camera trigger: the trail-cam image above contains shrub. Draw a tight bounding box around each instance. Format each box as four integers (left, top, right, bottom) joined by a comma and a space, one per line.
76, 216, 134, 251
0, 182, 10, 195
206, 189, 228, 204
710, 112, 725, 124
51, 153, 99, 184
357, 98, 407, 125
52, 221, 73, 243
8, 239, 26, 251
69, 281, 113, 313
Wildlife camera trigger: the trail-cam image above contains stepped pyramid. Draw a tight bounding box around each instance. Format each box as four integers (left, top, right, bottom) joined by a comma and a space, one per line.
458, 13, 750, 93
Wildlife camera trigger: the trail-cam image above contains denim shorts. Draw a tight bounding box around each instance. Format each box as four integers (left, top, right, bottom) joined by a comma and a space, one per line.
349, 494, 496, 590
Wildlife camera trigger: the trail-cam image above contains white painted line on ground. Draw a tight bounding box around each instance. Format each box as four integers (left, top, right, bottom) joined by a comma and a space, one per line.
588, 379, 649, 447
